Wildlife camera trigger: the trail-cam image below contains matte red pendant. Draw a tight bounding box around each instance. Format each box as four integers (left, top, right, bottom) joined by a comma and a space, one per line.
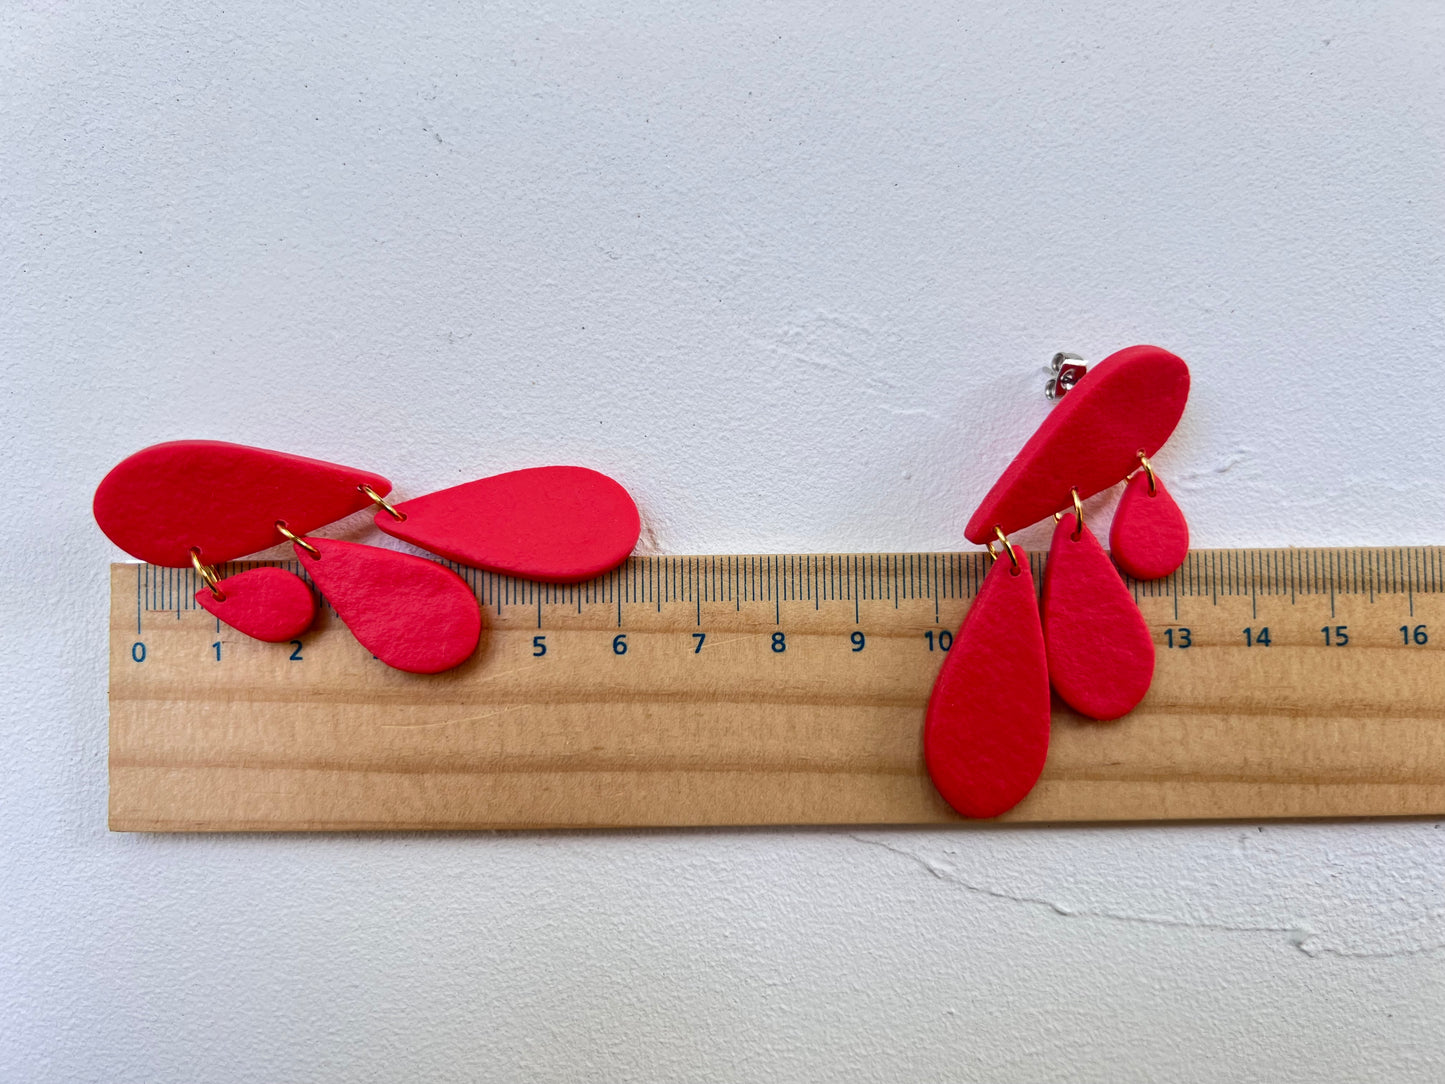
1043, 514, 1155, 720
1110, 471, 1190, 581
965, 345, 1190, 543
95, 441, 390, 567
195, 567, 316, 642
295, 538, 481, 674
924, 550, 1051, 818
376, 466, 641, 582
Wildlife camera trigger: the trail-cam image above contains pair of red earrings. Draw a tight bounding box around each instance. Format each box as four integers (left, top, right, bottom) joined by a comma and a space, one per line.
94, 441, 640, 673
925, 344, 1191, 818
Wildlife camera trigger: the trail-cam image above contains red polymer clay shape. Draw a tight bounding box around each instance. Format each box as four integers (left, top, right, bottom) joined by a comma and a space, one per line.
294, 538, 482, 674
964, 345, 1190, 544
1109, 470, 1191, 581
924, 551, 1052, 818
376, 466, 641, 583
93, 440, 390, 566
195, 565, 317, 643
1042, 513, 1155, 720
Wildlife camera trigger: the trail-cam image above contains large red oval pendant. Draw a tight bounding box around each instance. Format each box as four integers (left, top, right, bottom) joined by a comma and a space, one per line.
924, 551, 1051, 818
1042, 514, 1155, 720
195, 567, 316, 642
94, 441, 390, 567
965, 345, 1189, 543
376, 466, 640, 582
295, 539, 482, 674
1109, 471, 1190, 581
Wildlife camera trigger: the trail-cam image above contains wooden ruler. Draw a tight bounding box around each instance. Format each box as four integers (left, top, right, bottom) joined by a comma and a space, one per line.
109, 548, 1445, 831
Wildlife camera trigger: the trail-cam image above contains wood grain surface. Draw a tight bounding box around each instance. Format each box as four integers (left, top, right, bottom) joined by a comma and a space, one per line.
109, 548, 1445, 831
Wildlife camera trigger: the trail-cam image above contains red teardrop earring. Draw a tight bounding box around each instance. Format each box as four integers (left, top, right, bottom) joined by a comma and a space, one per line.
282, 530, 481, 674
925, 533, 1051, 818
925, 345, 1191, 818
192, 558, 317, 643
1042, 499, 1154, 720
94, 440, 642, 673
374, 466, 641, 583
1109, 454, 1190, 580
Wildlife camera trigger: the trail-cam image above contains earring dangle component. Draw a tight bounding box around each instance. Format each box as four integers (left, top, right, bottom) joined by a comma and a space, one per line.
192, 553, 317, 643
925, 345, 1191, 818
1109, 454, 1190, 581
374, 466, 641, 583
924, 537, 1051, 819
290, 535, 482, 674
1042, 504, 1154, 721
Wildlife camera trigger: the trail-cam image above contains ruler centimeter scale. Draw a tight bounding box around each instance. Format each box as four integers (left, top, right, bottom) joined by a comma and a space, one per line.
109, 547, 1445, 831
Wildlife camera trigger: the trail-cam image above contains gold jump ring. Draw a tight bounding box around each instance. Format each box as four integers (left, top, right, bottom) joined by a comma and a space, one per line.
359, 483, 406, 522
275, 520, 320, 558
189, 548, 225, 601
1137, 452, 1157, 496
986, 524, 1019, 572
1070, 487, 1084, 540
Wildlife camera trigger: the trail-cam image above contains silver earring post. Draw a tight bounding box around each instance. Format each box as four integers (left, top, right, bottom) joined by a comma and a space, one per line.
1045, 352, 1088, 401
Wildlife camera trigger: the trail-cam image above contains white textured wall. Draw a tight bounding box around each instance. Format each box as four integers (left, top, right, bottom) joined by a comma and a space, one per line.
4, 3, 1443, 1080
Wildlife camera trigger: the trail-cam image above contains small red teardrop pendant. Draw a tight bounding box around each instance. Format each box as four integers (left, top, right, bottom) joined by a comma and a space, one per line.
376, 466, 641, 582
294, 539, 482, 674
924, 550, 1051, 818
1043, 514, 1155, 720
195, 567, 316, 642
1109, 471, 1190, 581
94, 441, 390, 566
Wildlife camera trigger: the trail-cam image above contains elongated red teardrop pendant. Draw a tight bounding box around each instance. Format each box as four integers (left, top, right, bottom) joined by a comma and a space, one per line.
376, 466, 641, 582
195, 567, 316, 642
94, 441, 390, 566
965, 346, 1189, 543
1109, 471, 1190, 581
1043, 514, 1155, 720
294, 539, 482, 674
924, 550, 1051, 818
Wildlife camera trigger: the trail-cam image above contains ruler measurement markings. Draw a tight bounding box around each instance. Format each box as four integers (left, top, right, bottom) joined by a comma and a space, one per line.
773, 556, 781, 624
1250, 549, 1257, 620
135, 548, 1445, 647
932, 553, 940, 624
